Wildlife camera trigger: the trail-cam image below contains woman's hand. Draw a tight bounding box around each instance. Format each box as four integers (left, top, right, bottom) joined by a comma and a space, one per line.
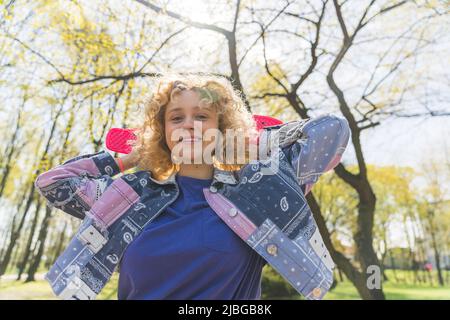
116, 148, 140, 171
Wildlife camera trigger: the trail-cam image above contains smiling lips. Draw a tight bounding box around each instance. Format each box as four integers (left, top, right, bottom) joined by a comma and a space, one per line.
179, 136, 202, 142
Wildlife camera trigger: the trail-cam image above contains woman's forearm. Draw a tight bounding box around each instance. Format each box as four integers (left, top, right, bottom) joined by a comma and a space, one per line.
115, 151, 139, 171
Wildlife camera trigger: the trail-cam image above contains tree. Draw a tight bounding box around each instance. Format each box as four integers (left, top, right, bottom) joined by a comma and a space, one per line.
249, 0, 449, 299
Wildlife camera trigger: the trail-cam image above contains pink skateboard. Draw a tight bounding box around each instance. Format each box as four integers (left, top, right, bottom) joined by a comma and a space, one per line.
106, 115, 283, 154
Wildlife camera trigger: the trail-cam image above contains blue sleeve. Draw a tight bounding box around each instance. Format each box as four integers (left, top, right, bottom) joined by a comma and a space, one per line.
34, 149, 121, 219
262, 114, 350, 194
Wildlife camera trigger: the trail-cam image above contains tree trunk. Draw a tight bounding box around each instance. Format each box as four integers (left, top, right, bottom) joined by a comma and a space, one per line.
0, 185, 37, 277
49, 222, 68, 268
0, 228, 10, 262
0, 92, 65, 280
25, 206, 52, 282
382, 269, 389, 282
428, 211, 444, 286
337, 268, 344, 282
17, 198, 42, 280
390, 254, 399, 283
0, 106, 24, 197
380, 237, 389, 282
353, 183, 386, 299
307, 192, 385, 300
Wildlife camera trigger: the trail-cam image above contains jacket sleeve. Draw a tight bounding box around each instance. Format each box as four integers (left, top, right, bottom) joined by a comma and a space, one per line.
261, 114, 350, 194
34, 149, 121, 220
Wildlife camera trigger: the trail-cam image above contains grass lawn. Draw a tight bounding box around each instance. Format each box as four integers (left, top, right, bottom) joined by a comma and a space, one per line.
1, 270, 449, 300
324, 281, 450, 300
0, 273, 120, 300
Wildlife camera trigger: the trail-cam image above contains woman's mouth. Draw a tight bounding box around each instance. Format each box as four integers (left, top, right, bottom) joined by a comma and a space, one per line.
179, 137, 202, 142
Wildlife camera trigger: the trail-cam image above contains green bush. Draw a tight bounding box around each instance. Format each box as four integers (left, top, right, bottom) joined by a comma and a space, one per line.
261, 265, 302, 299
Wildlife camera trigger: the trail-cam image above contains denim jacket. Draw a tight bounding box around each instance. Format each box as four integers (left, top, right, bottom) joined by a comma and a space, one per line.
34, 114, 350, 300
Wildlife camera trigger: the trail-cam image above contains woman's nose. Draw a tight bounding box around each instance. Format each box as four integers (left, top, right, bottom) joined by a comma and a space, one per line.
182, 117, 202, 131
181, 117, 195, 130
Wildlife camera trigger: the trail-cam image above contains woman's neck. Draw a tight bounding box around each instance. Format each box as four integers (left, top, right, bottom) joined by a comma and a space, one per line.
178, 163, 214, 180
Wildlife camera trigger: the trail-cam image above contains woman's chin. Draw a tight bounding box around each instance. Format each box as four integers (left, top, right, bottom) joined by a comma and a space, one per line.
172, 153, 205, 165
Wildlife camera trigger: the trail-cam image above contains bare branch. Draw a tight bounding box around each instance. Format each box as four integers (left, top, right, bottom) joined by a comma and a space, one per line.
135, 27, 189, 74
232, 0, 241, 33
361, 1, 409, 28
333, 0, 350, 41
48, 71, 158, 85
238, 0, 292, 67
8, 35, 67, 81
134, 0, 231, 36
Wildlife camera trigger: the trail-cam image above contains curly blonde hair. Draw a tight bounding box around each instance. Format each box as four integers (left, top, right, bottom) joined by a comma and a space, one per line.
129, 73, 257, 181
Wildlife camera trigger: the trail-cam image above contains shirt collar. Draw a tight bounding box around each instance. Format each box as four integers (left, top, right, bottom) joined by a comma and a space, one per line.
148, 166, 238, 186
211, 167, 238, 186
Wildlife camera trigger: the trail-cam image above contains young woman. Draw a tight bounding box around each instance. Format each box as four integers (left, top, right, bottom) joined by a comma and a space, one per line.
115, 76, 266, 299
35, 74, 350, 300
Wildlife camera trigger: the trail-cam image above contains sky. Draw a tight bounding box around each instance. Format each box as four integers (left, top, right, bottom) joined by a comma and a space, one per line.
349, 116, 449, 168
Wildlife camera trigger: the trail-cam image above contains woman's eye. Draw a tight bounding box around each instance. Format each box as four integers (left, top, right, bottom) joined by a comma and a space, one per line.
170, 115, 208, 122
196, 115, 208, 120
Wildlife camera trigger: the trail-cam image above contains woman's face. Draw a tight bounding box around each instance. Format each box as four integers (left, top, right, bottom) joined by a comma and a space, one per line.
164, 89, 219, 164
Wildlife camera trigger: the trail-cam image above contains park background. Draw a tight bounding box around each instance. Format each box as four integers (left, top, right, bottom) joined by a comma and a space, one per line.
0, 0, 449, 300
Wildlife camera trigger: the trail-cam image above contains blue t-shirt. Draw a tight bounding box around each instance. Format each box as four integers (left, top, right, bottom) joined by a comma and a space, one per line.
118, 174, 266, 300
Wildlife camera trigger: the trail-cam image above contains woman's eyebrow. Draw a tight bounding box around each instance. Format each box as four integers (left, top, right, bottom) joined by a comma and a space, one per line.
168, 106, 213, 114
167, 107, 183, 114
195, 106, 213, 112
